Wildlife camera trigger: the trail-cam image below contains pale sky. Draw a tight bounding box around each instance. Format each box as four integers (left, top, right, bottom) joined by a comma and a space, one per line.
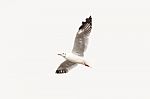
1, 0, 150, 99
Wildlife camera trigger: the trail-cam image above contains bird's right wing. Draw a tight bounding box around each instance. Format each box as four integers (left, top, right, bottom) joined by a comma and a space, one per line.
72, 16, 92, 56
56, 60, 77, 74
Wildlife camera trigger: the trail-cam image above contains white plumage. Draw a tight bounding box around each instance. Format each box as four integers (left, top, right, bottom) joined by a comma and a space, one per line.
56, 16, 92, 74
65, 53, 86, 65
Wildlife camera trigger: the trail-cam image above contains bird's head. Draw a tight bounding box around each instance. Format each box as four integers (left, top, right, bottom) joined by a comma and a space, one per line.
57, 53, 66, 58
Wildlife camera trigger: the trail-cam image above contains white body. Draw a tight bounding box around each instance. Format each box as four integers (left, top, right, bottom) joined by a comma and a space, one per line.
65, 53, 86, 64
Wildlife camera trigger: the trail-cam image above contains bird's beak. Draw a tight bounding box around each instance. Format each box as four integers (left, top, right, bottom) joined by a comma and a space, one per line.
57, 54, 61, 56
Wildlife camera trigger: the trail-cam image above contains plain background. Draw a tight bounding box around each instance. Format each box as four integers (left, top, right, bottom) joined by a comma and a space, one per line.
0, 0, 150, 99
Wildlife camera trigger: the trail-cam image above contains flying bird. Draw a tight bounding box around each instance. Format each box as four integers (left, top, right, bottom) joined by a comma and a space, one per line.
56, 16, 92, 74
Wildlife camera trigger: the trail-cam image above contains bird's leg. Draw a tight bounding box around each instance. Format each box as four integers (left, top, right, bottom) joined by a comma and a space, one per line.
84, 63, 90, 67
84, 61, 90, 67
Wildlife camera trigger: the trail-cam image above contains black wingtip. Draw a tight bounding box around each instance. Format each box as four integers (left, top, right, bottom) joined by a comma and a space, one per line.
55, 70, 60, 73
79, 16, 92, 30
55, 69, 68, 74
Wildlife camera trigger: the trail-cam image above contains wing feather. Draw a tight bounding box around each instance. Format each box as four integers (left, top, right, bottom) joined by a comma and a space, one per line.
56, 60, 77, 74
72, 16, 92, 56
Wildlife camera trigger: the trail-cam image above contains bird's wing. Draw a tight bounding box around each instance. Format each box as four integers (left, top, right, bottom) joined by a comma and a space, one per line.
72, 16, 92, 56
56, 60, 77, 74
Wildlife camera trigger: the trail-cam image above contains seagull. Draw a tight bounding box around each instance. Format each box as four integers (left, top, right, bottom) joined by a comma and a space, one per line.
56, 16, 92, 74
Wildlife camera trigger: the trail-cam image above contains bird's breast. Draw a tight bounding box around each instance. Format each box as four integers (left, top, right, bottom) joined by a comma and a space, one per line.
65, 53, 84, 64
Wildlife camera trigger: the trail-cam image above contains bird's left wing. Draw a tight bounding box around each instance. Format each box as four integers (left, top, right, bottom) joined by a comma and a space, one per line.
72, 16, 92, 56
56, 60, 77, 74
